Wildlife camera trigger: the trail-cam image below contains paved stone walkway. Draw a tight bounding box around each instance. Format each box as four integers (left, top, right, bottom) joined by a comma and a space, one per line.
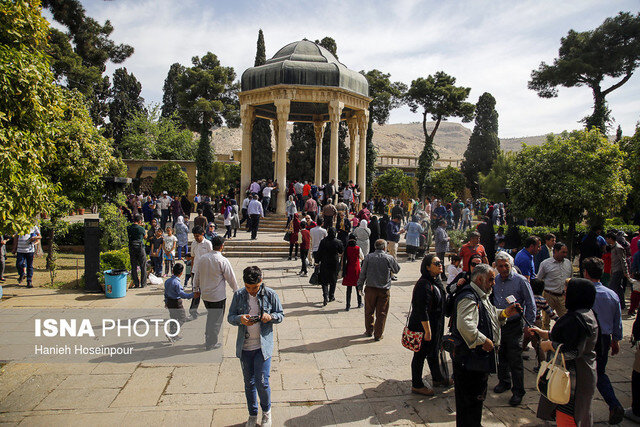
1, 250, 638, 426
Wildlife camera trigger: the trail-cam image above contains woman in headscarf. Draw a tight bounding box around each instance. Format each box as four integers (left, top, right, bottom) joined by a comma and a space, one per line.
405, 215, 424, 262
202, 200, 215, 224
174, 216, 189, 260
316, 227, 344, 306
409, 254, 450, 396
180, 195, 192, 219
288, 213, 300, 260
368, 216, 380, 255
286, 195, 297, 229
341, 234, 363, 310
230, 199, 240, 237
205, 222, 217, 242
336, 210, 351, 249
532, 278, 598, 426
223, 203, 234, 239
353, 219, 371, 257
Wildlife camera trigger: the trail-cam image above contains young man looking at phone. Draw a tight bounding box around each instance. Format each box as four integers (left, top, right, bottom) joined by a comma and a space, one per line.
228, 266, 284, 427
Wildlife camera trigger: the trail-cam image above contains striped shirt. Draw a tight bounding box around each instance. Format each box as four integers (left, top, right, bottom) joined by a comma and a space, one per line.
16, 226, 40, 253
535, 295, 558, 322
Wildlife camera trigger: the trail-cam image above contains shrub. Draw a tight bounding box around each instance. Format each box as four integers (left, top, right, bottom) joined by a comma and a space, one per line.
99, 203, 128, 251
153, 161, 189, 196
99, 248, 131, 286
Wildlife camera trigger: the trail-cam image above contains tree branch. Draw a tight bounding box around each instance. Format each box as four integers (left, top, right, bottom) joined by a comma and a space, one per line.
429, 117, 442, 141
602, 71, 634, 96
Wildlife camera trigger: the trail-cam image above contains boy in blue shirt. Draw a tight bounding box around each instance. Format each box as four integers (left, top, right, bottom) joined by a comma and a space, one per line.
164, 263, 199, 342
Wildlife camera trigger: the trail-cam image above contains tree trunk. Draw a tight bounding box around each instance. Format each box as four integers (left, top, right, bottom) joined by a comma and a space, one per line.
567, 221, 576, 262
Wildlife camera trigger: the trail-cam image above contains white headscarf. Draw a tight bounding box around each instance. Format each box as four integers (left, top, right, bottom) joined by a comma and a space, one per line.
358, 219, 368, 229
176, 216, 184, 225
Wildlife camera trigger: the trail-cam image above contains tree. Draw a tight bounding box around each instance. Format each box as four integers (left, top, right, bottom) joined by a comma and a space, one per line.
460, 93, 500, 196
43, 0, 134, 126
509, 129, 630, 255
375, 168, 417, 199
431, 166, 466, 201
288, 123, 316, 182
161, 63, 185, 119
616, 125, 623, 142
361, 69, 407, 189
528, 12, 640, 133
405, 72, 475, 197
478, 151, 515, 203
175, 52, 239, 194
620, 125, 640, 222
153, 162, 190, 196
251, 29, 273, 180
120, 106, 197, 160
0, 0, 61, 234
108, 67, 145, 151
315, 36, 337, 58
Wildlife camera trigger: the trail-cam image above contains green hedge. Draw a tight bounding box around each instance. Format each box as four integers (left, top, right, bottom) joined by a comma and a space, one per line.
40, 221, 85, 246
99, 248, 130, 285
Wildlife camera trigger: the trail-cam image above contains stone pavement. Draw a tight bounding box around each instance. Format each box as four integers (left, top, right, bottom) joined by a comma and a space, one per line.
1, 253, 638, 426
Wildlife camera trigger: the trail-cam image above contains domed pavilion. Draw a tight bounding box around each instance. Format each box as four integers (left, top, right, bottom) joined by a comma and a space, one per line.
239, 39, 371, 214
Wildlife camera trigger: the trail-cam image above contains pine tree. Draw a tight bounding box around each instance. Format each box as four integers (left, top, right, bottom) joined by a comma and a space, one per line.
461, 92, 500, 196
108, 67, 145, 152
161, 63, 185, 119
616, 125, 623, 142
251, 29, 274, 180
288, 123, 316, 182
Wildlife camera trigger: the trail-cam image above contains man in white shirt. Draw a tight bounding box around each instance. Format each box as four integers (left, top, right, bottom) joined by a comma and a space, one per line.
188, 225, 213, 319
247, 195, 264, 240
241, 193, 251, 229
12, 225, 41, 288
158, 191, 172, 230
537, 242, 573, 329
310, 219, 328, 263
262, 183, 273, 214
249, 180, 260, 195
194, 235, 238, 350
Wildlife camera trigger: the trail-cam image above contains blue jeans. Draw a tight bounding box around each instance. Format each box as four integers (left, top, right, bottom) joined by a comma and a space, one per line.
16, 252, 34, 284
597, 334, 621, 409
176, 245, 187, 259
240, 348, 271, 416
151, 256, 162, 276
262, 197, 270, 213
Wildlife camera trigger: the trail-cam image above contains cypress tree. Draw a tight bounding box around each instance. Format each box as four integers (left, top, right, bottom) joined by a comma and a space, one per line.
251, 29, 274, 180
161, 63, 184, 119
461, 92, 500, 196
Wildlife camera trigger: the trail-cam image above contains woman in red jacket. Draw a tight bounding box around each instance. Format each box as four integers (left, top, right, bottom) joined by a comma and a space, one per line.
299, 220, 311, 277
288, 213, 300, 260
342, 234, 364, 310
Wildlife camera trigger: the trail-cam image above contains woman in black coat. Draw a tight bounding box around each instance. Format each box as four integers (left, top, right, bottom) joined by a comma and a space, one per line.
368, 215, 380, 254
316, 227, 344, 306
409, 254, 451, 396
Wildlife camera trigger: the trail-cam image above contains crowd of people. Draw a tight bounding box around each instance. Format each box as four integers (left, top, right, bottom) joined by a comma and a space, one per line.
5, 177, 640, 427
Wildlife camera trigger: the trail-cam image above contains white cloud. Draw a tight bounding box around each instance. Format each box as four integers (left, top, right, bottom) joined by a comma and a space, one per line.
70, 0, 639, 137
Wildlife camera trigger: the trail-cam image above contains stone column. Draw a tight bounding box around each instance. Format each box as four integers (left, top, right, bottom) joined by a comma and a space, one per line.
328, 100, 343, 186
357, 111, 369, 204
274, 99, 290, 215
347, 117, 358, 184
313, 121, 324, 185
240, 105, 255, 195
271, 119, 279, 182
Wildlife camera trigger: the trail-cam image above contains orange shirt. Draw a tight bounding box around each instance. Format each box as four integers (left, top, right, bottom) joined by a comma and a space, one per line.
302, 184, 311, 197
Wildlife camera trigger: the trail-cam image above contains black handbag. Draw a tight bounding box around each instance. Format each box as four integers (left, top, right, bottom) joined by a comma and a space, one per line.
283, 231, 291, 242
309, 267, 319, 285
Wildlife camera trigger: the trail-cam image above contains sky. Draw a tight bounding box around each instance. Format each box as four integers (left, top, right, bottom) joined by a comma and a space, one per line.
49, 0, 639, 138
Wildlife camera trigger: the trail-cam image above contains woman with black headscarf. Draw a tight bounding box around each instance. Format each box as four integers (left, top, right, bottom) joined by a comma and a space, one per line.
532, 278, 599, 426
368, 216, 380, 254
316, 227, 344, 306
408, 254, 451, 396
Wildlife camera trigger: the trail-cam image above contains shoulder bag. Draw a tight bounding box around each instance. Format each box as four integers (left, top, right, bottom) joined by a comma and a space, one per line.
401, 304, 424, 352
536, 343, 571, 405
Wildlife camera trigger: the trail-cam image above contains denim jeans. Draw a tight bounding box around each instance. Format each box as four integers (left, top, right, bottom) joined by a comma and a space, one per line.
240, 348, 271, 416
16, 252, 34, 284
176, 245, 188, 259
597, 334, 622, 409
151, 256, 162, 276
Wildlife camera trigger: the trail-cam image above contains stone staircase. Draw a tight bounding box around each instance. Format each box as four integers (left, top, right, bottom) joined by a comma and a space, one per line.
214, 214, 434, 258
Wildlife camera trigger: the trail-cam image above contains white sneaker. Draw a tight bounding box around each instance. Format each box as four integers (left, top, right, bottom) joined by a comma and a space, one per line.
245, 415, 257, 427
261, 410, 272, 427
